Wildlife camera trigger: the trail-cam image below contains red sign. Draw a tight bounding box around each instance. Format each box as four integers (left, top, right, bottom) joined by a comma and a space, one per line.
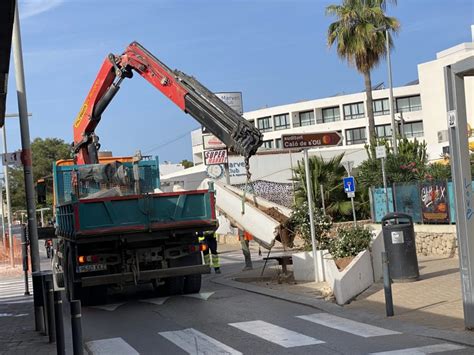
204, 149, 228, 165
281, 132, 343, 149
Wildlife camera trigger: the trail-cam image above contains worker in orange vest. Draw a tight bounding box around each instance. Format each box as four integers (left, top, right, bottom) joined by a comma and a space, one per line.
238, 229, 253, 271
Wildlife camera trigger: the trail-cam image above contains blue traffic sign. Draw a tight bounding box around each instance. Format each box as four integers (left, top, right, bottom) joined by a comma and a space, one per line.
343, 176, 355, 193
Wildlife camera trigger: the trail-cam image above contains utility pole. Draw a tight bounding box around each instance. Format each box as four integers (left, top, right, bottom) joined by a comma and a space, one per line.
1, 125, 14, 267
12, 3, 40, 271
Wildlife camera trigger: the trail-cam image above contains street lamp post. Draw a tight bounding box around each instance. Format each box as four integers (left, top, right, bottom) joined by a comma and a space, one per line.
374, 26, 398, 155
385, 28, 398, 155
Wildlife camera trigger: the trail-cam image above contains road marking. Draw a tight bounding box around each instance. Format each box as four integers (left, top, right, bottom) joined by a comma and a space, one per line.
85, 337, 139, 355
370, 343, 466, 354
139, 297, 169, 305
90, 303, 125, 311
228, 320, 324, 348
159, 328, 242, 355
183, 292, 215, 301
0, 313, 28, 317
297, 313, 401, 337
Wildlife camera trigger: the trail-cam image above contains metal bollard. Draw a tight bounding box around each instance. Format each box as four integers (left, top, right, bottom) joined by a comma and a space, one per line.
45, 279, 56, 343
32, 272, 45, 333
21, 226, 30, 296
382, 251, 394, 317
54, 291, 66, 355
70, 300, 84, 355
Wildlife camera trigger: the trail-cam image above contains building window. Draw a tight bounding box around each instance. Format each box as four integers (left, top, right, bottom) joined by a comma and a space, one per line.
262, 140, 273, 149
321, 106, 340, 123
343, 102, 365, 120
404, 121, 424, 138
257, 116, 272, 132
396, 95, 421, 113
376, 124, 392, 138
274, 114, 290, 130
298, 110, 315, 126
346, 127, 366, 145
373, 98, 390, 116
275, 138, 282, 149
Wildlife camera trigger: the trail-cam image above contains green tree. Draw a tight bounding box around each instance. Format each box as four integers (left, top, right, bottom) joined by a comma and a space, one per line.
180, 159, 194, 169
326, 0, 399, 141
292, 153, 368, 220
358, 137, 428, 188
6, 138, 72, 214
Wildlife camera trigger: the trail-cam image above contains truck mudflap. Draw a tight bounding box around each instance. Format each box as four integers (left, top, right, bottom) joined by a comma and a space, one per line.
80, 264, 211, 287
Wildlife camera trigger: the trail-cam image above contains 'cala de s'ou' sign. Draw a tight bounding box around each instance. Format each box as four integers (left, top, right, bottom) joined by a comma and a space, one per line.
204, 149, 228, 165
420, 182, 449, 224
281, 132, 343, 149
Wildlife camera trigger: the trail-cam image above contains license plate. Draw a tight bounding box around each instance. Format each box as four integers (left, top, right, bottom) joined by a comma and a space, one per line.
76, 264, 107, 273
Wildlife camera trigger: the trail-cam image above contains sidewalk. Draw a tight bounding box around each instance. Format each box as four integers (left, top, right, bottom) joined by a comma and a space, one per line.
0, 277, 55, 355
214, 242, 473, 346
346, 255, 465, 331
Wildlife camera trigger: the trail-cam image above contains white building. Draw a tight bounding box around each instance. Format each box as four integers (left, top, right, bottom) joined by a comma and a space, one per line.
191, 26, 474, 167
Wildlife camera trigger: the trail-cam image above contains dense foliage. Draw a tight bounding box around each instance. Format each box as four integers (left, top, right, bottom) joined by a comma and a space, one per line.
328, 225, 373, 259
287, 202, 333, 251
5, 138, 72, 216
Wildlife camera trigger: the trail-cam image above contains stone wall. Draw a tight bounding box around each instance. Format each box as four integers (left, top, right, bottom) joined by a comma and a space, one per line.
367, 224, 458, 257
415, 232, 458, 257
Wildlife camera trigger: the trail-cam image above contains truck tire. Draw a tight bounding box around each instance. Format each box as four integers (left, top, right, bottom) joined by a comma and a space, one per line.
183, 274, 201, 294
165, 277, 184, 295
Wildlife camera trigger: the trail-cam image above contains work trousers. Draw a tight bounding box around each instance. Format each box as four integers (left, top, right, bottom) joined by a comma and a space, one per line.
203, 234, 220, 269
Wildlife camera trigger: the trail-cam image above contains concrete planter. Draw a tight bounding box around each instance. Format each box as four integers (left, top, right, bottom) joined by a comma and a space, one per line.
293, 251, 317, 282
323, 249, 374, 305
293, 248, 375, 304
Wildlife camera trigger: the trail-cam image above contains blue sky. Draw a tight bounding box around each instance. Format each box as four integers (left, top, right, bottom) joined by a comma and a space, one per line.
5, 0, 474, 162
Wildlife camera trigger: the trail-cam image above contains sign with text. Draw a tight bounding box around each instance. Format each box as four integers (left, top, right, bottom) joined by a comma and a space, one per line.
375, 146, 387, 159
420, 182, 450, 224
204, 149, 228, 165
203, 134, 226, 150
1, 151, 22, 167
215, 92, 243, 115
281, 132, 343, 149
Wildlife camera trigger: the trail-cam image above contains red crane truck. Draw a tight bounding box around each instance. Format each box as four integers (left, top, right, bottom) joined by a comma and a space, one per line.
52, 42, 262, 305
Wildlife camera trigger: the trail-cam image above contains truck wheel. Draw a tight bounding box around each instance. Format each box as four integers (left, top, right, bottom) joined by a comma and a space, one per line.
165, 277, 184, 295
183, 274, 201, 294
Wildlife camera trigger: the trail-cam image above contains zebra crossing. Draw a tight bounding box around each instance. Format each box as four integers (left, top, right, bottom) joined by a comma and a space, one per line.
0, 277, 33, 304
85, 312, 467, 354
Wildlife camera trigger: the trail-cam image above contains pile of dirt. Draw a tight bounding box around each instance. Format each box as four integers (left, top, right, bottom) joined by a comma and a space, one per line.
335, 256, 354, 271
262, 207, 289, 225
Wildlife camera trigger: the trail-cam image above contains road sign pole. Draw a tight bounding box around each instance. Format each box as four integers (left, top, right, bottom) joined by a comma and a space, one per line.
2, 125, 13, 267
303, 149, 320, 282
445, 59, 474, 329
320, 184, 326, 216
351, 197, 356, 226
381, 157, 389, 214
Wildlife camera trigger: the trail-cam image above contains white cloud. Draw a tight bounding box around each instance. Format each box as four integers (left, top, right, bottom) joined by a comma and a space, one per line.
19, 0, 63, 19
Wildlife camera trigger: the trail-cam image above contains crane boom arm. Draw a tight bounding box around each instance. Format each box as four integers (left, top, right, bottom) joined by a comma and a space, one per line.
72, 41, 262, 165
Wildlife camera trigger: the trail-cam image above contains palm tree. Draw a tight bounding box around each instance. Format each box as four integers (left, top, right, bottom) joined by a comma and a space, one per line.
293, 153, 354, 219
326, 0, 400, 143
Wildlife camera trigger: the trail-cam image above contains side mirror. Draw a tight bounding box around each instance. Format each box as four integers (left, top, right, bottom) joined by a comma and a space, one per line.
37, 179, 46, 204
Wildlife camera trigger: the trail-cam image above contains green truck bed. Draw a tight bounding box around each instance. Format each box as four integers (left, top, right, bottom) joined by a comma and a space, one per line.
54, 158, 217, 238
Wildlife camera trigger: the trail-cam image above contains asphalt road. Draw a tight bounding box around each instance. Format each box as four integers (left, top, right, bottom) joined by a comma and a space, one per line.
79, 251, 472, 355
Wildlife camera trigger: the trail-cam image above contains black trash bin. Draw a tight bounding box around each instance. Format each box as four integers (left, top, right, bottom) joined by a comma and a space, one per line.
382, 212, 419, 282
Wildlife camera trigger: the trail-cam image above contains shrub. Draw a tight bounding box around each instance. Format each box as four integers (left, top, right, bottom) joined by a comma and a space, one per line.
328, 225, 372, 259
288, 201, 332, 251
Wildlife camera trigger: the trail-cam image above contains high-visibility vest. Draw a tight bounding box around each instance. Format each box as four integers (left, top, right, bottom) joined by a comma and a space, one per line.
244, 231, 253, 241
